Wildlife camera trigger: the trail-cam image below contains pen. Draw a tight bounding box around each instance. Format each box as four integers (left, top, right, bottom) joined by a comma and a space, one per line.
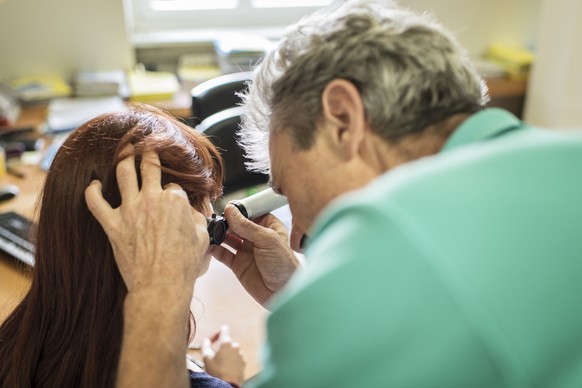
6, 166, 25, 179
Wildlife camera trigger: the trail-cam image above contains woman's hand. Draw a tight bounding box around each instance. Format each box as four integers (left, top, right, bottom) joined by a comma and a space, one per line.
202, 325, 246, 386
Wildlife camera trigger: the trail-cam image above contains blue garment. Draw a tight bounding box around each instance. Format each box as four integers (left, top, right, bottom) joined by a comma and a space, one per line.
189, 370, 234, 387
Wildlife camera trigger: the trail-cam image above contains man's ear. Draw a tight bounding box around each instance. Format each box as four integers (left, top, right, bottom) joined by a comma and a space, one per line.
321, 79, 366, 160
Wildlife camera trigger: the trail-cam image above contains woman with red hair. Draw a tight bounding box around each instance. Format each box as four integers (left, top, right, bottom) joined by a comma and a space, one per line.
0, 103, 244, 387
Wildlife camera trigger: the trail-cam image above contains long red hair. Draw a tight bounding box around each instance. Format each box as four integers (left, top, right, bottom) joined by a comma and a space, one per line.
0, 103, 223, 387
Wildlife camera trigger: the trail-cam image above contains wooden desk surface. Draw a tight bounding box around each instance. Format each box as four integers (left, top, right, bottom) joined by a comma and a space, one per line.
0, 165, 44, 323
0, 151, 267, 379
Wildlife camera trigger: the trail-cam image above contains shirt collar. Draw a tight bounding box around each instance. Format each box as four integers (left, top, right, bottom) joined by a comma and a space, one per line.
441, 108, 524, 153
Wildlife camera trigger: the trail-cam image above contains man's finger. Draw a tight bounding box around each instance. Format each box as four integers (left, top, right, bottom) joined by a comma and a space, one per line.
191, 208, 211, 244
208, 244, 235, 267
116, 144, 139, 200
165, 183, 191, 204
224, 204, 273, 243
140, 150, 162, 193
85, 180, 114, 230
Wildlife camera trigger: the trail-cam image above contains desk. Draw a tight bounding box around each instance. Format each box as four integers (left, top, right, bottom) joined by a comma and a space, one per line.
485, 77, 528, 118
0, 119, 268, 379
0, 165, 43, 323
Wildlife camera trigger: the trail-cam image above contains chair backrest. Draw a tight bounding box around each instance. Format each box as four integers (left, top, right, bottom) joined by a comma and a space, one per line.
197, 106, 268, 196
190, 71, 253, 127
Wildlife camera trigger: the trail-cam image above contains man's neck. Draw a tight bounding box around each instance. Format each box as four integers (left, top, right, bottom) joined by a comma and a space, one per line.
370, 113, 470, 173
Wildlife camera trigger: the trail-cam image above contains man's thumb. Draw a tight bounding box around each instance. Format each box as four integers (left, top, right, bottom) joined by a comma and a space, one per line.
223, 204, 268, 241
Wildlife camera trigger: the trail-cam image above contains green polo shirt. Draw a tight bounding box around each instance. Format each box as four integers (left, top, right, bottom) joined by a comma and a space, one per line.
249, 109, 582, 387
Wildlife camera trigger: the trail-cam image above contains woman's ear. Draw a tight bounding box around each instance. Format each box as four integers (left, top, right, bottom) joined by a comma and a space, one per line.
321, 79, 367, 160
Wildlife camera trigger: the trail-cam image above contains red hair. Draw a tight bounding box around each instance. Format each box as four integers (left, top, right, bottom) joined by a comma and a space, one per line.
0, 103, 223, 387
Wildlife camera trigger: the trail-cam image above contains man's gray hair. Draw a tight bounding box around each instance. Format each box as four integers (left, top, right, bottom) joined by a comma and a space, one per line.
239, 0, 489, 174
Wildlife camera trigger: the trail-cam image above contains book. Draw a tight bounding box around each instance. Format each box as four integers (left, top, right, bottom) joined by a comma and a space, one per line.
0, 84, 21, 127
8, 75, 72, 104
44, 96, 126, 133
214, 33, 274, 74
485, 43, 534, 81
128, 68, 180, 102
74, 69, 130, 98
177, 54, 222, 91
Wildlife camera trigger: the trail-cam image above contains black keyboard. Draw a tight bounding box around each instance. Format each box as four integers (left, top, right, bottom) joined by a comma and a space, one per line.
0, 211, 35, 266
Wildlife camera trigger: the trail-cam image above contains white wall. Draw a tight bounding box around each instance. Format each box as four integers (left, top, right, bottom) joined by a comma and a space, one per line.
523, 0, 582, 128
0, 0, 543, 82
0, 0, 134, 79
392, 0, 542, 57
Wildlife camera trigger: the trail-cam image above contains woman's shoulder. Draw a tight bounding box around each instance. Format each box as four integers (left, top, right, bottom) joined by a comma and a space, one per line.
189, 370, 236, 388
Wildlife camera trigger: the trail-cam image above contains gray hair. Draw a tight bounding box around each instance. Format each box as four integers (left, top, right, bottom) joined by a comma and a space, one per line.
239, 0, 489, 174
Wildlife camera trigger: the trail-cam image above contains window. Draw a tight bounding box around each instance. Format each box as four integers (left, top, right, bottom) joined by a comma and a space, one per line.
124, 0, 334, 46
150, 0, 238, 11
251, 0, 334, 7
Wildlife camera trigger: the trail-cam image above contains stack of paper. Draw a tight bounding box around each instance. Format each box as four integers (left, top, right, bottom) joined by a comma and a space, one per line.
44, 96, 126, 134
128, 68, 180, 102
214, 34, 274, 74
485, 43, 534, 81
74, 70, 130, 98
0, 84, 21, 127
177, 54, 222, 91
8, 75, 72, 105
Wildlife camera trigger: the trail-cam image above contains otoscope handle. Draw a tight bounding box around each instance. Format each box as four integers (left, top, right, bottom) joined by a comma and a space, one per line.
207, 188, 288, 245
229, 188, 288, 219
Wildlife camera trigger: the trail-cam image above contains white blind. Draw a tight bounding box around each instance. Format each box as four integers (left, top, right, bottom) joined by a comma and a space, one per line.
251, 0, 333, 8
126, 0, 336, 45
150, 0, 332, 11
151, 0, 239, 11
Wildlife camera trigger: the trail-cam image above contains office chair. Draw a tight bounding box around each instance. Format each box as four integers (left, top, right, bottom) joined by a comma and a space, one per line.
197, 106, 269, 198
190, 71, 253, 127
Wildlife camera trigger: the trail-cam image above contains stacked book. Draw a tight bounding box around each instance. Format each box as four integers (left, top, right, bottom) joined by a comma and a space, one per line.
74, 70, 130, 98
485, 43, 534, 81
177, 53, 222, 92
214, 34, 274, 74
6, 75, 72, 105
127, 67, 180, 102
0, 84, 21, 127
44, 96, 126, 134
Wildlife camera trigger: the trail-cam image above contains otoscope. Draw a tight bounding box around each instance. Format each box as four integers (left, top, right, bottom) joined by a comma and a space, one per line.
206, 188, 288, 245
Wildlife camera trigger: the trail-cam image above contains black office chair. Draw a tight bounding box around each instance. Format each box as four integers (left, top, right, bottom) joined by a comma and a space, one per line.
190, 71, 253, 127
197, 106, 269, 197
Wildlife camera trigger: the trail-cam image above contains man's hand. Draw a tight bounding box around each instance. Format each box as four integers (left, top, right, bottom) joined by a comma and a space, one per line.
84, 147, 210, 388
84, 147, 210, 296
209, 204, 301, 307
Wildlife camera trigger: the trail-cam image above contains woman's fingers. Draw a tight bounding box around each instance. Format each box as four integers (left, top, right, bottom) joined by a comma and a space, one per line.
201, 337, 215, 359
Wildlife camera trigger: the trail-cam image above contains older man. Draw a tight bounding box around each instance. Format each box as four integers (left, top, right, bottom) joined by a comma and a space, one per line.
86, 0, 582, 387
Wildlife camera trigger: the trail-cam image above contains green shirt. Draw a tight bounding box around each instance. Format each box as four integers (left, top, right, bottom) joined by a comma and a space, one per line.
249, 109, 582, 387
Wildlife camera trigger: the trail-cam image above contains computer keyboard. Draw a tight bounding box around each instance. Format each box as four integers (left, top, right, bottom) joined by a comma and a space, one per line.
0, 211, 35, 266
